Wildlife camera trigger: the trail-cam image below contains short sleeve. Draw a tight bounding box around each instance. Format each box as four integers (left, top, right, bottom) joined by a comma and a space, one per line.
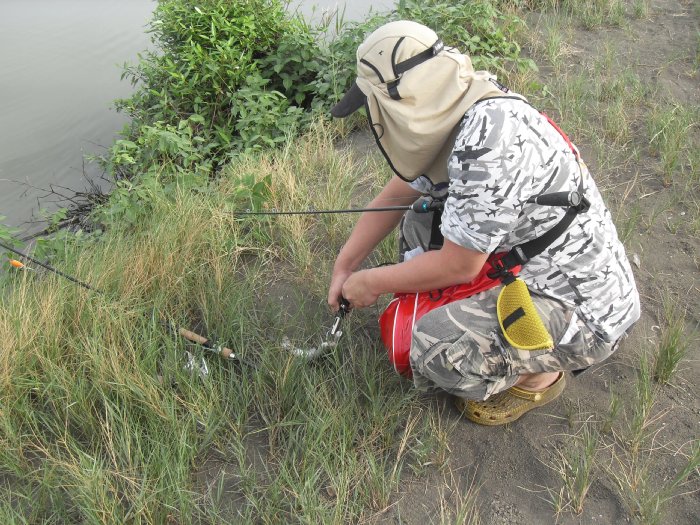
440, 101, 534, 254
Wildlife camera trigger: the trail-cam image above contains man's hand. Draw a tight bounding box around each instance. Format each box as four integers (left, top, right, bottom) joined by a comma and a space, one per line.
328, 267, 353, 312
327, 177, 420, 311
341, 270, 380, 309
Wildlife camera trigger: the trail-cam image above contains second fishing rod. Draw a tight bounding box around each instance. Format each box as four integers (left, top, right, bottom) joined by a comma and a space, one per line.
231, 194, 445, 216
0, 239, 245, 366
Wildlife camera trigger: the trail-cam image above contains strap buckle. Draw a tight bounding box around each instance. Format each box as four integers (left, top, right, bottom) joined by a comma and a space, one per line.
574, 195, 590, 214
488, 248, 528, 283
487, 258, 516, 283
511, 246, 530, 266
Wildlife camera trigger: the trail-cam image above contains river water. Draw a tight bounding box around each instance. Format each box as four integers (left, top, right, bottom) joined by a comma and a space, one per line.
0, 0, 391, 233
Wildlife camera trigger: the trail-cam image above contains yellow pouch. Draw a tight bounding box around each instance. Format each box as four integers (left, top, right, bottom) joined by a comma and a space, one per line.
496, 278, 554, 351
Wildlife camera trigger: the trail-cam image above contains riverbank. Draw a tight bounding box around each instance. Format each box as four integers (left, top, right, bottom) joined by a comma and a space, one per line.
1, 0, 698, 523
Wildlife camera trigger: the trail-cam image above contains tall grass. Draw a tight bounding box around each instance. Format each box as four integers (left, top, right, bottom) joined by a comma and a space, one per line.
653, 297, 692, 385
0, 123, 458, 523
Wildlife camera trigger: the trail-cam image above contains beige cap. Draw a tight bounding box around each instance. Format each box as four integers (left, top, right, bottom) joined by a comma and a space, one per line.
331, 21, 443, 117
331, 20, 517, 184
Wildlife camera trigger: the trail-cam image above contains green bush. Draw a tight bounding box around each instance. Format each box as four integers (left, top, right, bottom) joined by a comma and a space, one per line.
396, 0, 535, 74
113, 0, 321, 178
310, 0, 536, 113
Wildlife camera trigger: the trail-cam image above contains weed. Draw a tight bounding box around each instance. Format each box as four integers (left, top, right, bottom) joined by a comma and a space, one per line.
541, 15, 567, 66
603, 99, 631, 145
653, 298, 691, 385
113, 0, 319, 180
397, 0, 536, 75
600, 387, 621, 435
609, 440, 700, 525
542, 418, 600, 516
617, 202, 643, 245
404, 405, 453, 476
575, 0, 626, 29
437, 468, 482, 525
0, 125, 448, 523
627, 349, 657, 455
523, 0, 627, 28
0, 217, 19, 250
632, 0, 650, 19
647, 103, 699, 187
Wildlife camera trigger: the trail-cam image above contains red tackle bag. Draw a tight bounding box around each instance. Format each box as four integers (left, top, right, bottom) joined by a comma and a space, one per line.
378, 253, 520, 377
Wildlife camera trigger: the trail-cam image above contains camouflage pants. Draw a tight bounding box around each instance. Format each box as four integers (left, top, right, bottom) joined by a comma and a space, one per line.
400, 210, 617, 401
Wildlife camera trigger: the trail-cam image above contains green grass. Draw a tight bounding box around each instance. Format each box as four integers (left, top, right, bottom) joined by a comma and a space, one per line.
519, 7, 699, 517
0, 122, 463, 524
547, 420, 600, 515
647, 103, 700, 188
511, 0, 627, 28
653, 297, 692, 385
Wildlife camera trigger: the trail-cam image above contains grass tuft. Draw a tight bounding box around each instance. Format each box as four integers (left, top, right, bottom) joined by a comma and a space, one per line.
0, 120, 468, 523
653, 297, 692, 385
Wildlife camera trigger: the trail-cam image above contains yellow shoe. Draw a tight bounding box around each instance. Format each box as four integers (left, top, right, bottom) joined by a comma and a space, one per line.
454, 373, 566, 426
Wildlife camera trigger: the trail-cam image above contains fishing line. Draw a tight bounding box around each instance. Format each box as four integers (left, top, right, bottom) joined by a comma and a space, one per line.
230, 195, 445, 216
232, 205, 413, 216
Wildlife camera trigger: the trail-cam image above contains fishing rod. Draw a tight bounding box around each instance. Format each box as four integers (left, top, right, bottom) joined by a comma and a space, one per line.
233, 195, 445, 216
224, 195, 445, 357
0, 240, 101, 292
0, 240, 244, 369
2, 195, 442, 364
1, 237, 349, 364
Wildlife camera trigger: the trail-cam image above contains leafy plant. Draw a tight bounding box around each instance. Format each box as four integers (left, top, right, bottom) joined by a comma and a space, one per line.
111, 0, 323, 183
96, 0, 538, 231
396, 0, 536, 75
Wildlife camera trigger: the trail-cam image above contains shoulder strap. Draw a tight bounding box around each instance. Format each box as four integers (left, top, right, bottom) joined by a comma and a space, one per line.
492, 178, 589, 277
489, 111, 589, 280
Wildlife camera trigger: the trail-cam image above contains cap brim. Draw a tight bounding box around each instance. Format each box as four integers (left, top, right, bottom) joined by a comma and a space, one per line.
330, 82, 366, 118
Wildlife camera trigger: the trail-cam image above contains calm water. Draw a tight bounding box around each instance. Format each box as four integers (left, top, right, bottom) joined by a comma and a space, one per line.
0, 0, 391, 232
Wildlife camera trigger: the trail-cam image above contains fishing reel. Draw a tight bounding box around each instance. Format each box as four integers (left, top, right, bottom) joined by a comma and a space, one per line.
410, 195, 445, 213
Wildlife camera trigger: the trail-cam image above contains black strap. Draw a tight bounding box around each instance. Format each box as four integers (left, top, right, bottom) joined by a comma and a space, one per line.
491, 178, 589, 277
429, 209, 444, 250
360, 58, 385, 84
364, 39, 442, 101
501, 307, 525, 330
387, 80, 401, 100
395, 40, 443, 74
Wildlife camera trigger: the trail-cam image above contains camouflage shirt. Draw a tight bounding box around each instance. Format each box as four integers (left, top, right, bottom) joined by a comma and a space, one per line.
412, 97, 640, 342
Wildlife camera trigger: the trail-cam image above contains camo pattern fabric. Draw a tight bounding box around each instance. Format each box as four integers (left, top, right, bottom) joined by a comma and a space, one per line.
409, 286, 618, 400
435, 96, 640, 343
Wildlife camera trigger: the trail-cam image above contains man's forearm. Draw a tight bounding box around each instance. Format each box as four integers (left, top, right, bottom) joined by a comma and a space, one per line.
334, 176, 421, 272
365, 240, 489, 294
334, 208, 406, 271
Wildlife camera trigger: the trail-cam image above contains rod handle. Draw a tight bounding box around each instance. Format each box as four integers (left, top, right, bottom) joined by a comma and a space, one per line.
411, 196, 445, 213
177, 327, 235, 359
